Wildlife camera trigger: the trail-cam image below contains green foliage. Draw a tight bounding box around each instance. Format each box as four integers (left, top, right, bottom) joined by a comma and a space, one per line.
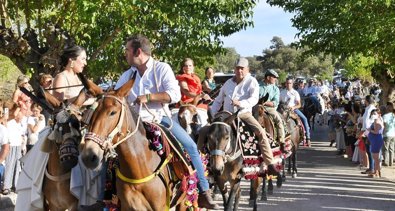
0, 55, 21, 81
213, 47, 240, 73
259, 36, 334, 79
266, 0, 395, 79
1, 0, 256, 80
343, 54, 375, 82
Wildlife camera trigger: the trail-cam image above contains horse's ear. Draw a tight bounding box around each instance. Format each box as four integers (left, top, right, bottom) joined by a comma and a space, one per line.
71, 89, 88, 108
77, 73, 103, 97
224, 110, 240, 125
258, 93, 270, 104
116, 71, 137, 98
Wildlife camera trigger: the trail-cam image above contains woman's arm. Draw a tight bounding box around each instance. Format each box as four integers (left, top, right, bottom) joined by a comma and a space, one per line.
180, 81, 199, 98
53, 74, 67, 101
202, 80, 212, 93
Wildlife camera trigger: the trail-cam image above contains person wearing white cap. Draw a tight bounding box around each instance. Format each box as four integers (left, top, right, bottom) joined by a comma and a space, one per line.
209, 57, 279, 175
259, 69, 285, 144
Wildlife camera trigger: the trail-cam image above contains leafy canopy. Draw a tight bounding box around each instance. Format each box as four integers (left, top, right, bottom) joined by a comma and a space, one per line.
1, 0, 256, 79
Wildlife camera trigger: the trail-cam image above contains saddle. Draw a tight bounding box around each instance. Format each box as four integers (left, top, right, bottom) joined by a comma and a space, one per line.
143, 122, 201, 209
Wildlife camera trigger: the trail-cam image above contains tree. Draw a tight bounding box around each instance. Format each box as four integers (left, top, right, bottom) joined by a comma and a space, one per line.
266, 0, 395, 102
258, 36, 334, 80
0, 0, 256, 86
213, 47, 239, 73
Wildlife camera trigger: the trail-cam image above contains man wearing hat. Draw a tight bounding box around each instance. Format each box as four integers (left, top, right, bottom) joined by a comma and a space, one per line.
303, 78, 323, 114
259, 69, 285, 144
209, 57, 279, 175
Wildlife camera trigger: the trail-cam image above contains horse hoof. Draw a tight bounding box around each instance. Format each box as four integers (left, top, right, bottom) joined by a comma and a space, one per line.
277, 179, 283, 188
261, 196, 268, 201
287, 170, 292, 175
268, 189, 274, 195
292, 173, 297, 178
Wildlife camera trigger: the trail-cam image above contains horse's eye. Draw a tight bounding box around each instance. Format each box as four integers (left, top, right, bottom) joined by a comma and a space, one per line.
110, 111, 117, 116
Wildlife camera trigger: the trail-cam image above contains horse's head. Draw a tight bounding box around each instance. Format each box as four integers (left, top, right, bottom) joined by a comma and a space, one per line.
178, 105, 198, 136
81, 78, 135, 170
206, 111, 237, 175
277, 102, 292, 120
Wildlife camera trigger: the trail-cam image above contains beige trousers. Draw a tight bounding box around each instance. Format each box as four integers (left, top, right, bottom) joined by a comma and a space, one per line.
264, 107, 285, 142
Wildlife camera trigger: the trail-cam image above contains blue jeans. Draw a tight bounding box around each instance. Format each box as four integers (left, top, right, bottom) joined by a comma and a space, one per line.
0, 163, 5, 186
294, 109, 311, 140
161, 116, 209, 192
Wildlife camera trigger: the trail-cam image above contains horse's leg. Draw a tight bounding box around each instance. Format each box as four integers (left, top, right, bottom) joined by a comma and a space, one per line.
249, 178, 261, 206
233, 183, 241, 211
292, 149, 298, 178
287, 156, 292, 174
216, 178, 228, 209
282, 157, 287, 182
276, 170, 283, 188
261, 176, 268, 201
225, 180, 240, 211
268, 178, 274, 195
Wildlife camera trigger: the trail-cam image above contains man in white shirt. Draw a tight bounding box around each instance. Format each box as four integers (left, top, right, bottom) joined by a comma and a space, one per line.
210, 57, 278, 175
114, 34, 219, 209
280, 78, 311, 143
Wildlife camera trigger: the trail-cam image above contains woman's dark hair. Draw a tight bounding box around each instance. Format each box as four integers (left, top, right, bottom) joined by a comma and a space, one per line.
344, 101, 353, 113
369, 109, 378, 118
352, 103, 362, 114
59, 45, 86, 69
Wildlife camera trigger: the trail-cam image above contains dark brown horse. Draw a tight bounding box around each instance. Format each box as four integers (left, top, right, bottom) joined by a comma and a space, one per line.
277, 102, 304, 178
250, 104, 283, 202
79, 79, 189, 211
200, 111, 261, 211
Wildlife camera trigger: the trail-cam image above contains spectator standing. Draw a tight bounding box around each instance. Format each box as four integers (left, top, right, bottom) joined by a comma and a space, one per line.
382, 102, 395, 166
360, 95, 376, 174
367, 109, 384, 178
2, 101, 26, 195
12, 75, 33, 117
0, 100, 10, 190
26, 103, 46, 152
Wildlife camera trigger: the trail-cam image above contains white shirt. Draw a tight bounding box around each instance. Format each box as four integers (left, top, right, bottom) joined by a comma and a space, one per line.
115, 57, 181, 122
0, 124, 9, 165
7, 119, 24, 146
210, 73, 259, 116
280, 89, 300, 108
27, 115, 46, 135
362, 104, 376, 131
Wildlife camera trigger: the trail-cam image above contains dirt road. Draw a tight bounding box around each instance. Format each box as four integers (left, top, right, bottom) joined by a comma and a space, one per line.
1, 124, 395, 211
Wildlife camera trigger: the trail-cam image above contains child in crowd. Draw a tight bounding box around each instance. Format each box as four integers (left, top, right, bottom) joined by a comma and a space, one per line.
0, 99, 10, 190
26, 103, 46, 152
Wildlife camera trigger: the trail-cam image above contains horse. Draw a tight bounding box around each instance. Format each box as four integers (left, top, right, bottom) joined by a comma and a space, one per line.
250, 104, 284, 202
172, 104, 208, 141
302, 96, 320, 131
201, 111, 263, 211
277, 102, 304, 178
17, 84, 91, 211
79, 79, 190, 211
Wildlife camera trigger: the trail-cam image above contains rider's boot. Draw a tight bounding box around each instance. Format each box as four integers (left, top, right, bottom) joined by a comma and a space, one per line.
198, 190, 220, 210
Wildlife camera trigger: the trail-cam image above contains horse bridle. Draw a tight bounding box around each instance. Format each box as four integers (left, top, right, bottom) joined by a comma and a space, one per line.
84, 94, 140, 158
209, 121, 241, 162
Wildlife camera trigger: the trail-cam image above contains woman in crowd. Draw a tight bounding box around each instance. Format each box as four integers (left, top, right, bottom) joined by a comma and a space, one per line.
382, 102, 395, 166
344, 102, 359, 159
12, 75, 33, 116
38, 73, 53, 92
367, 109, 384, 178
202, 67, 216, 94
2, 101, 25, 195
176, 58, 210, 108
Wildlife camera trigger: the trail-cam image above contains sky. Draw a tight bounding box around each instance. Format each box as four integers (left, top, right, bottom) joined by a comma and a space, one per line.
221, 1, 298, 57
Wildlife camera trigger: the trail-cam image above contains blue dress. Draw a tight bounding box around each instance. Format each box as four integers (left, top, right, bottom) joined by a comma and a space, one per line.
368, 123, 384, 153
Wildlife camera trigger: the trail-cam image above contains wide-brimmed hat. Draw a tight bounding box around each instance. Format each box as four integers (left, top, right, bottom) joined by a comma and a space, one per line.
264, 69, 279, 78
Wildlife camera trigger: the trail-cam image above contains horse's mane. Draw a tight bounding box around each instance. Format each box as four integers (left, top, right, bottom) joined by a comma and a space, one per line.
212, 111, 231, 122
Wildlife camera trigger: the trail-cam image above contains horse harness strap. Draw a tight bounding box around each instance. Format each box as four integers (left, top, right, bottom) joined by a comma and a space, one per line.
45, 168, 71, 182
210, 121, 242, 162
116, 152, 173, 184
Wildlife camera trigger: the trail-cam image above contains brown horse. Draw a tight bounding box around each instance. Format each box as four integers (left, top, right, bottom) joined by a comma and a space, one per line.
79, 79, 189, 211
201, 111, 262, 211
277, 102, 303, 178
250, 104, 284, 202
18, 85, 90, 211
